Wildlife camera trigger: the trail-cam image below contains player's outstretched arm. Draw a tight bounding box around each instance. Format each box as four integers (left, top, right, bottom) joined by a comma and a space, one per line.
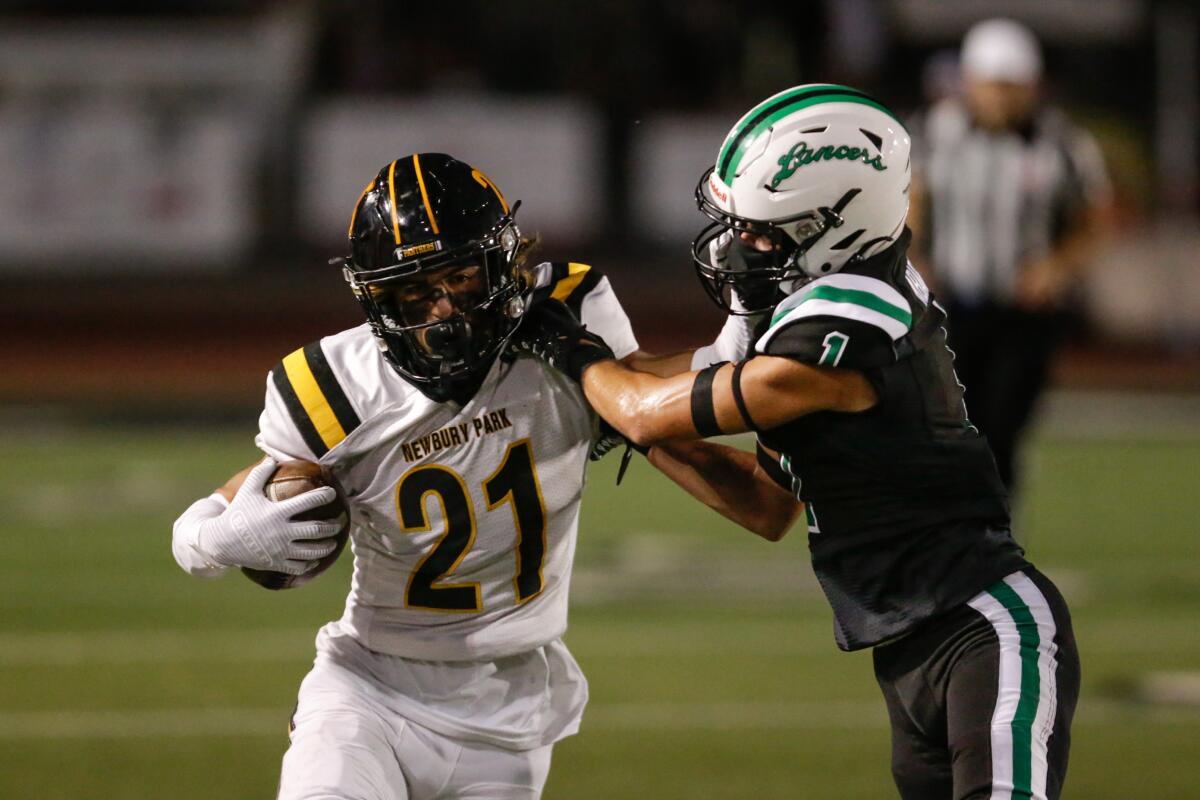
581, 355, 877, 447
647, 439, 803, 541
621, 349, 696, 378
620, 242, 766, 378
171, 458, 341, 578
515, 299, 876, 444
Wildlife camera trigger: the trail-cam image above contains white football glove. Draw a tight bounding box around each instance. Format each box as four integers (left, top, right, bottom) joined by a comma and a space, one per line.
691, 232, 766, 370
184, 458, 342, 575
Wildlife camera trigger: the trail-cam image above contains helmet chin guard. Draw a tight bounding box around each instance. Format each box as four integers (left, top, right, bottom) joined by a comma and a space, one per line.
692, 171, 865, 314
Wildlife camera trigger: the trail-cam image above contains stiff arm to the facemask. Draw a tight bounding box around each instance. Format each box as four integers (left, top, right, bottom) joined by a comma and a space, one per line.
690, 232, 769, 369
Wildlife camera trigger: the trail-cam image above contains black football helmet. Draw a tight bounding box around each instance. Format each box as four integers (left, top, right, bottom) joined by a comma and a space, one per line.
339, 154, 527, 400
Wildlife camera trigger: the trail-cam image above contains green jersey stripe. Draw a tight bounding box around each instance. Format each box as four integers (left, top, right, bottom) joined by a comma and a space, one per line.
758, 299, 909, 349
987, 579, 1042, 799
772, 285, 913, 328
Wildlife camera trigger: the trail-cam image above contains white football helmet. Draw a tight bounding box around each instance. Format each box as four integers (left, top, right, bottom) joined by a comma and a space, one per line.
693, 84, 911, 313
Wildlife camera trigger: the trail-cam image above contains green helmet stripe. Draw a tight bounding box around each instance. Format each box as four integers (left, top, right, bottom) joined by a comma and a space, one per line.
715, 84, 840, 172
716, 86, 906, 185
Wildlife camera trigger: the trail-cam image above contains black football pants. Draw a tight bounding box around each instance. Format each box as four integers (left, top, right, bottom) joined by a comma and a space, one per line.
873, 567, 1079, 800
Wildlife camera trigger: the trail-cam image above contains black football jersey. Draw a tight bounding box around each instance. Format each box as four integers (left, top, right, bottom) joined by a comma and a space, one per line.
756, 232, 1028, 651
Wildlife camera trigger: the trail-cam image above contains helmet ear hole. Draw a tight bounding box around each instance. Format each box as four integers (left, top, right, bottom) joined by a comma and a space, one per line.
859, 128, 884, 150
820, 263, 833, 273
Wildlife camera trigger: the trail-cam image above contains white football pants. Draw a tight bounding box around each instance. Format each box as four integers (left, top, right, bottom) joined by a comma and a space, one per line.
277, 656, 554, 800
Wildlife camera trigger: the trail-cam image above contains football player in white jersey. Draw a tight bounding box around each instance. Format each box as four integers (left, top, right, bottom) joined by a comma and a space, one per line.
171, 153, 758, 800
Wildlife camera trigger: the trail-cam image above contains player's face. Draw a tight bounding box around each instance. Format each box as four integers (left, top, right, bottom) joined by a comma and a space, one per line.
739, 231, 778, 252
382, 262, 496, 360
388, 263, 488, 326
965, 77, 1037, 130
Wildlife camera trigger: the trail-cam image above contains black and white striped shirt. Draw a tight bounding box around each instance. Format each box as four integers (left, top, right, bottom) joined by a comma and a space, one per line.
912, 100, 1111, 305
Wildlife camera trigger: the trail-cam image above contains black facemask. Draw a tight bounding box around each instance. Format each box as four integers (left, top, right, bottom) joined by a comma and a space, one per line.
726, 237, 791, 310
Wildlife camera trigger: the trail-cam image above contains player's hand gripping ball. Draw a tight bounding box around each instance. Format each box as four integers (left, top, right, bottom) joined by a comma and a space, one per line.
241, 461, 350, 590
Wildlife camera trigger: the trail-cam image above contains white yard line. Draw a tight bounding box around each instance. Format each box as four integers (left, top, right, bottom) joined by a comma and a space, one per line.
0, 702, 887, 739
0, 629, 821, 665
0, 708, 288, 739
8, 612, 1200, 665
584, 701, 888, 730
1035, 389, 1200, 439
0, 700, 1193, 740
0, 630, 315, 665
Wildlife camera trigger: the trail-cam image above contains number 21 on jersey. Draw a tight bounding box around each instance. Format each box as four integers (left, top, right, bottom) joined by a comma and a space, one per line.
396, 439, 547, 612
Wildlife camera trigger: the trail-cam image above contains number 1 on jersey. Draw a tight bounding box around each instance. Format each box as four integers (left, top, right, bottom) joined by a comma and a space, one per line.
819, 331, 849, 366
485, 440, 547, 603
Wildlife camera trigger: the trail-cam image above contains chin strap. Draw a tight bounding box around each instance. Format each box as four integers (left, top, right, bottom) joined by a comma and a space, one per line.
617, 445, 636, 485
788, 188, 864, 275
819, 187, 861, 229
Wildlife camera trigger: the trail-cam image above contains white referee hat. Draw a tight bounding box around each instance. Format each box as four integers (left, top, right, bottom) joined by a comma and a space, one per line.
961, 18, 1042, 84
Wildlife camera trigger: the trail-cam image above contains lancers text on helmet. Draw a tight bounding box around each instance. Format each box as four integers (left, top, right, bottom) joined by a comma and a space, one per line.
770, 141, 887, 189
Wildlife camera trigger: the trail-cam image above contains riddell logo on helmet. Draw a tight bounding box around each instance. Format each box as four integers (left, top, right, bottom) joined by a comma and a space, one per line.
708, 175, 729, 203
770, 141, 887, 189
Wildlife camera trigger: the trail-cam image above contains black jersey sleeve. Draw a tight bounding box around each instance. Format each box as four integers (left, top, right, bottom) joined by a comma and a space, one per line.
757, 315, 897, 370
754, 274, 916, 370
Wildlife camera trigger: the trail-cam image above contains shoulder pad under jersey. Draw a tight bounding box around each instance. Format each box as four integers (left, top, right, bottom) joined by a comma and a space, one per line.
528, 261, 603, 315
526, 261, 638, 359
258, 327, 377, 461
755, 273, 914, 369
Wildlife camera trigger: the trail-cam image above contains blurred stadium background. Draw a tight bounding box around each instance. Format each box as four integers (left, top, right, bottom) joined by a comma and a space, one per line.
0, 1, 1196, 798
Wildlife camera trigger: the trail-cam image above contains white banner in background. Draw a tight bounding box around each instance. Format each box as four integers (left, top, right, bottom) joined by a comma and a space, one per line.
629, 115, 734, 245
0, 97, 257, 271
301, 96, 603, 245
0, 10, 312, 273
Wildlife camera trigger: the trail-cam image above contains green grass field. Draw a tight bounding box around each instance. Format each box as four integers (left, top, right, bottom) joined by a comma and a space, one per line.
1, 421, 1197, 799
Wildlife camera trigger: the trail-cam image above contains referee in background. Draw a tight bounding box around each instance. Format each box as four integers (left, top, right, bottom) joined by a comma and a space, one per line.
909, 18, 1113, 497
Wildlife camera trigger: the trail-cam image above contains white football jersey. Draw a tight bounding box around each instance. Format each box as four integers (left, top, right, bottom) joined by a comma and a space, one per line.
256, 263, 637, 662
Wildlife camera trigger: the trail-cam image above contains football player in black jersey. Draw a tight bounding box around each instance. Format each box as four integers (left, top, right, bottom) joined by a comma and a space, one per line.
516, 85, 1080, 800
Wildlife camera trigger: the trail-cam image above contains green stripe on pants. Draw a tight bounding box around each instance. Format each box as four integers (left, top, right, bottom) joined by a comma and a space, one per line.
987, 579, 1042, 799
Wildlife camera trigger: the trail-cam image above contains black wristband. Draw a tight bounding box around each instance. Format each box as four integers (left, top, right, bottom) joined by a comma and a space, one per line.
690, 362, 725, 437
730, 360, 761, 432
568, 343, 614, 382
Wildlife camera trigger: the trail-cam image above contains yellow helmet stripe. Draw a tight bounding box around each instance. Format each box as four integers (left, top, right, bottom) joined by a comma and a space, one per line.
347, 181, 374, 238
387, 160, 402, 245
550, 262, 591, 302
412, 154, 441, 235
282, 348, 349, 451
